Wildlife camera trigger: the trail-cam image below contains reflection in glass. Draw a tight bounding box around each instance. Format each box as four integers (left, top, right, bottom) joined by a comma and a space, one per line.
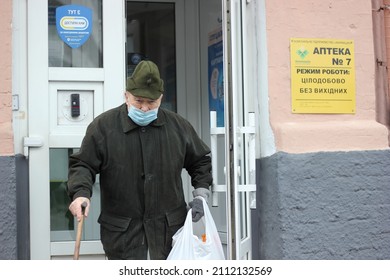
50, 181, 74, 231
50, 148, 100, 242
50, 148, 74, 241
126, 1, 177, 112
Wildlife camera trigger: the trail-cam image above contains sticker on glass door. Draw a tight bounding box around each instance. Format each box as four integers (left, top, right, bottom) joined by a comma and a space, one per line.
56, 5, 92, 49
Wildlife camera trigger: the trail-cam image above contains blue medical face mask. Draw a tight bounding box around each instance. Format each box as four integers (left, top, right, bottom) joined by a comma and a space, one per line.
128, 105, 158, 126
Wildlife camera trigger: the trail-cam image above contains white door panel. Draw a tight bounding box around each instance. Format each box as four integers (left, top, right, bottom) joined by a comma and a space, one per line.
28, 0, 124, 259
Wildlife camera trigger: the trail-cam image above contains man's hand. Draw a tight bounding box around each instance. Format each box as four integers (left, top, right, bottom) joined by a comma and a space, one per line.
189, 198, 204, 222
69, 197, 90, 222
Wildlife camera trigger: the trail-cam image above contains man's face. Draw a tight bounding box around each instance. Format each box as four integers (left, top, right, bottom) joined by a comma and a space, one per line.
125, 91, 163, 112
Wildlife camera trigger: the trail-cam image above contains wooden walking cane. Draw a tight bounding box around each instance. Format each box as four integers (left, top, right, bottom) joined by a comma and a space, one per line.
73, 201, 87, 260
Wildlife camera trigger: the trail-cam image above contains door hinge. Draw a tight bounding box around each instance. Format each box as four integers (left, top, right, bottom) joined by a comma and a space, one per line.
12, 95, 19, 111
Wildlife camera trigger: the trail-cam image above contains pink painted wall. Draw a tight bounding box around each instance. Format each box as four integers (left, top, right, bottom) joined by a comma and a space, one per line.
266, 0, 389, 153
385, 0, 390, 86
0, 0, 13, 156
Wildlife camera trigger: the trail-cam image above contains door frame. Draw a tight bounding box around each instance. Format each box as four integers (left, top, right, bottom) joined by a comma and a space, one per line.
222, 0, 256, 259
25, 0, 255, 260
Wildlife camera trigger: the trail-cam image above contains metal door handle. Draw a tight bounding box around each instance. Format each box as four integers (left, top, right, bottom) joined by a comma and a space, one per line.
23, 136, 44, 158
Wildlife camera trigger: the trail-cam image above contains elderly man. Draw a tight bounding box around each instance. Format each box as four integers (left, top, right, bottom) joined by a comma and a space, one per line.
67, 60, 212, 260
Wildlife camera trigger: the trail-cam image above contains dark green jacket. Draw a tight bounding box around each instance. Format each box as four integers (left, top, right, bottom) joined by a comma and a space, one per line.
67, 104, 212, 256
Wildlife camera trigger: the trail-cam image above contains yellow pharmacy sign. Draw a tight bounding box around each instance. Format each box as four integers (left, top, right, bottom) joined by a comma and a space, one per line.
290, 38, 355, 113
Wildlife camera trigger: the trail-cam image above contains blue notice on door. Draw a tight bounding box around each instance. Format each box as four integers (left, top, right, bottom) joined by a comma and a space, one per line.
208, 27, 224, 127
56, 5, 92, 49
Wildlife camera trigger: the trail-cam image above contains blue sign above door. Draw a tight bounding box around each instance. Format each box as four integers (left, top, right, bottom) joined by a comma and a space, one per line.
56, 5, 92, 49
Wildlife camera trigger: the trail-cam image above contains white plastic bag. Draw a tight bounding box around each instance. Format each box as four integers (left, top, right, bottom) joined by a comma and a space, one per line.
167, 197, 225, 260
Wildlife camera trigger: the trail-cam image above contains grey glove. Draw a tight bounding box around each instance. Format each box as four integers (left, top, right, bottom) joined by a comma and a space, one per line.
189, 187, 210, 222
189, 198, 204, 222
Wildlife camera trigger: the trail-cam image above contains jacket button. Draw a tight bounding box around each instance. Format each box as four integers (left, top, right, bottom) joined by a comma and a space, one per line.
141, 127, 146, 132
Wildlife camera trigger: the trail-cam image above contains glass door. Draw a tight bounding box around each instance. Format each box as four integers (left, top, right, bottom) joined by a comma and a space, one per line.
48, 0, 104, 253
28, 0, 124, 259
222, 0, 256, 259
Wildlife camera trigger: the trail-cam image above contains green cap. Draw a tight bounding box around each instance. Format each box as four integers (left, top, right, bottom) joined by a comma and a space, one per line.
126, 60, 164, 100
